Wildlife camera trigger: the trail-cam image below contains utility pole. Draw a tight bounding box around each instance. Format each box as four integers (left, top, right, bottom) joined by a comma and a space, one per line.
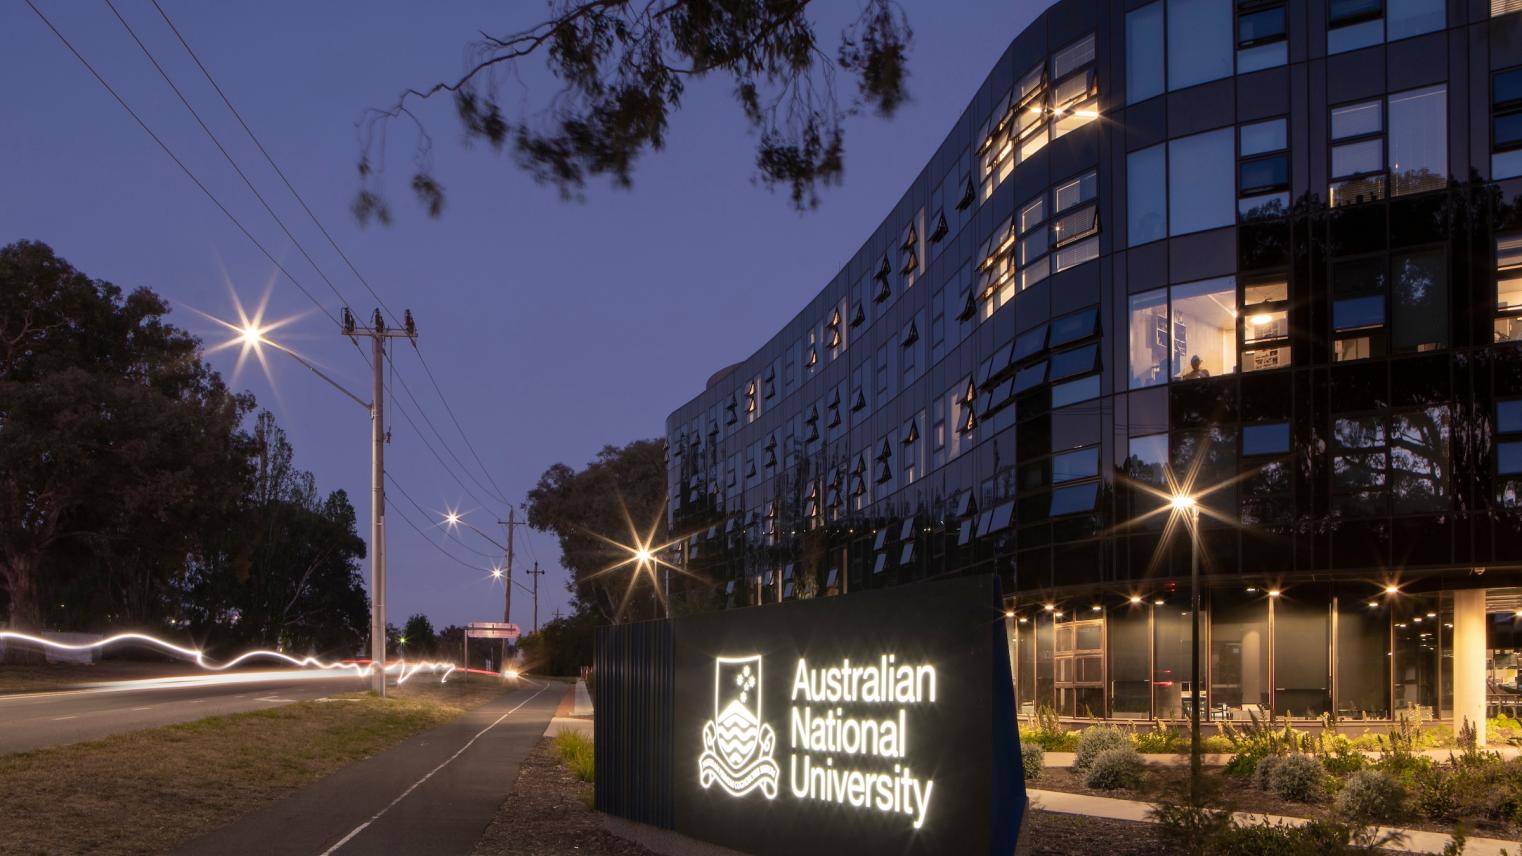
497, 510, 528, 669
343, 307, 417, 697
528, 562, 546, 633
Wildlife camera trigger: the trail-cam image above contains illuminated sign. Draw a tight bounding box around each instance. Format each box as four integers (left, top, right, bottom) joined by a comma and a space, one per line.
596, 574, 1024, 856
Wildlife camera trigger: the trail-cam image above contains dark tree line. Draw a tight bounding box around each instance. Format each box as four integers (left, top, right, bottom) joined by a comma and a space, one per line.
0, 241, 368, 662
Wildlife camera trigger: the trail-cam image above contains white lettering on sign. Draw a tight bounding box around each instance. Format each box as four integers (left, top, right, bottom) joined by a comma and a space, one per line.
786, 655, 937, 830
697, 653, 939, 831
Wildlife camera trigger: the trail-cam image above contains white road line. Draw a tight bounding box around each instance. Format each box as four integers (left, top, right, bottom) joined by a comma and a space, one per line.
317, 682, 551, 856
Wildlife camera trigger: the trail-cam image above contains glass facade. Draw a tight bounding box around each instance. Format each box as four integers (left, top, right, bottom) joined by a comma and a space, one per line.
667, 0, 1522, 722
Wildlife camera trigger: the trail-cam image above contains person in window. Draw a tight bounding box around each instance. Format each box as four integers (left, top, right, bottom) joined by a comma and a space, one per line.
1179, 355, 1210, 380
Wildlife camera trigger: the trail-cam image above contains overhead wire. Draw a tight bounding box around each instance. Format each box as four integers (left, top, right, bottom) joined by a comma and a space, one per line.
103, 0, 359, 319
37, 0, 523, 587
23, 0, 340, 327
146, 0, 513, 510
147, 0, 400, 326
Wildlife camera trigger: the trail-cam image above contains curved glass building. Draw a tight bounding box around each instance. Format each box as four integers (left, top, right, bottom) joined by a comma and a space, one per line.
664, 0, 1522, 732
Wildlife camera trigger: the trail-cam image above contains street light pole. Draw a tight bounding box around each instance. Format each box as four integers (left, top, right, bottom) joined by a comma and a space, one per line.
1187, 502, 1202, 802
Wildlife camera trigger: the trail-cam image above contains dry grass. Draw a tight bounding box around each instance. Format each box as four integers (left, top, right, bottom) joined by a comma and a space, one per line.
0, 677, 507, 856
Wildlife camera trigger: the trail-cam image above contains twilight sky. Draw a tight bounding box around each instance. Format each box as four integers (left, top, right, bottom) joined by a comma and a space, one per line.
2, 0, 1046, 632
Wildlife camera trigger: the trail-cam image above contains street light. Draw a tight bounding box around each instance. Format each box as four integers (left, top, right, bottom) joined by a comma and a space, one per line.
202, 297, 410, 697
1171, 490, 1203, 803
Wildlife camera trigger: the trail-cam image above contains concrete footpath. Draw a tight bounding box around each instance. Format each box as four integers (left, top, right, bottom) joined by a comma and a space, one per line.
172, 680, 563, 856
1029, 788, 1522, 856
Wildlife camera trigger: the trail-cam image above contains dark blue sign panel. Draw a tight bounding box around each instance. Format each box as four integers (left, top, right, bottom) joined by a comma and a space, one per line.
670, 575, 1024, 856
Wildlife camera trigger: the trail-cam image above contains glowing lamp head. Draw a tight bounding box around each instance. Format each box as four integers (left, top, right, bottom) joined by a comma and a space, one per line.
1004, 610, 1015, 618
503, 668, 520, 680
444, 511, 461, 527
1129, 595, 1142, 605
1043, 603, 1055, 612
1170, 494, 1197, 512
490, 567, 503, 580
635, 548, 654, 564
1384, 584, 1400, 595
1267, 589, 1281, 598
239, 325, 265, 347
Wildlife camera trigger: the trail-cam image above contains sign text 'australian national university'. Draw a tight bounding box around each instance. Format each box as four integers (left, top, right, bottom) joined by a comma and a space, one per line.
597, 574, 1025, 856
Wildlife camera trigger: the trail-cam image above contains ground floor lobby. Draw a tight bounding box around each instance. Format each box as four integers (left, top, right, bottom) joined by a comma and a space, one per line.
1007, 581, 1522, 744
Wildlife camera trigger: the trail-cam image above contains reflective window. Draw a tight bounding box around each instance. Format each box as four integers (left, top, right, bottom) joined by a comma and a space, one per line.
1391, 249, 1447, 352
1171, 277, 1239, 380
1500, 399, 1522, 433
1050, 306, 1099, 347
1052, 375, 1100, 407
1211, 592, 1270, 715
1388, 86, 1446, 196
1128, 144, 1168, 246
1169, 129, 1235, 235
1386, 0, 1444, 40
1243, 422, 1291, 455
1332, 408, 1450, 516
1127, 2, 1166, 104
1495, 68, 1522, 179
1050, 481, 1099, 515
1168, 0, 1234, 90
1127, 433, 1170, 522
1240, 118, 1291, 219
1128, 288, 1170, 388
1497, 234, 1522, 342
1013, 323, 1048, 362
1500, 441, 1522, 475
1328, 0, 1384, 53
1237, 2, 1287, 73
1053, 447, 1100, 483
1050, 344, 1099, 380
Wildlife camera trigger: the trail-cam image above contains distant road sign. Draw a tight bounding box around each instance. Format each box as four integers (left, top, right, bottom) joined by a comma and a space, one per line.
466, 622, 520, 640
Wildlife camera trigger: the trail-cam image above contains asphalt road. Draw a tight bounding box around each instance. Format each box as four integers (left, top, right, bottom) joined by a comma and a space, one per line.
172, 679, 564, 856
0, 671, 368, 753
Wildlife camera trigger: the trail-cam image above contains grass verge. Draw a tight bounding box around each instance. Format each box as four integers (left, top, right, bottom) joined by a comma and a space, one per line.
0, 679, 504, 856
553, 729, 595, 782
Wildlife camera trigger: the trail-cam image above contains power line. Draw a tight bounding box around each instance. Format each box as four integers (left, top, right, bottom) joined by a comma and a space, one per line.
387, 497, 534, 597
405, 343, 511, 504
23, 0, 340, 327
384, 471, 496, 561
103, 0, 357, 317
147, 0, 399, 326
383, 348, 507, 510
147, 0, 513, 511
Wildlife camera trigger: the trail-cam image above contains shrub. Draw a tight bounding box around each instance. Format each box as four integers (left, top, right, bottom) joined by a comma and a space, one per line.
553, 729, 595, 782
1150, 793, 1234, 856
1021, 706, 1080, 751
1133, 721, 1186, 754
1223, 711, 1310, 777
1020, 742, 1044, 783
1268, 753, 1326, 802
1201, 734, 1235, 754
1253, 754, 1282, 791
1085, 745, 1144, 790
1074, 726, 1133, 772
1335, 769, 1405, 822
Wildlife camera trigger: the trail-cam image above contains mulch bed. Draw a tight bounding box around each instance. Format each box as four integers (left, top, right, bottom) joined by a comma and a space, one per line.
1016, 811, 1170, 855
473, 738, 655, 856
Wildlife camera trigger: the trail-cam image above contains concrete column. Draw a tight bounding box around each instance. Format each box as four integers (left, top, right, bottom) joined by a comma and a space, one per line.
1452, 588, 1488, 747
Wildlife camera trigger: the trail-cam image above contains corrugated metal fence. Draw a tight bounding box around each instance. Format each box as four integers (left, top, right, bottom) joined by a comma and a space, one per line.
593, 619, 674, 828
